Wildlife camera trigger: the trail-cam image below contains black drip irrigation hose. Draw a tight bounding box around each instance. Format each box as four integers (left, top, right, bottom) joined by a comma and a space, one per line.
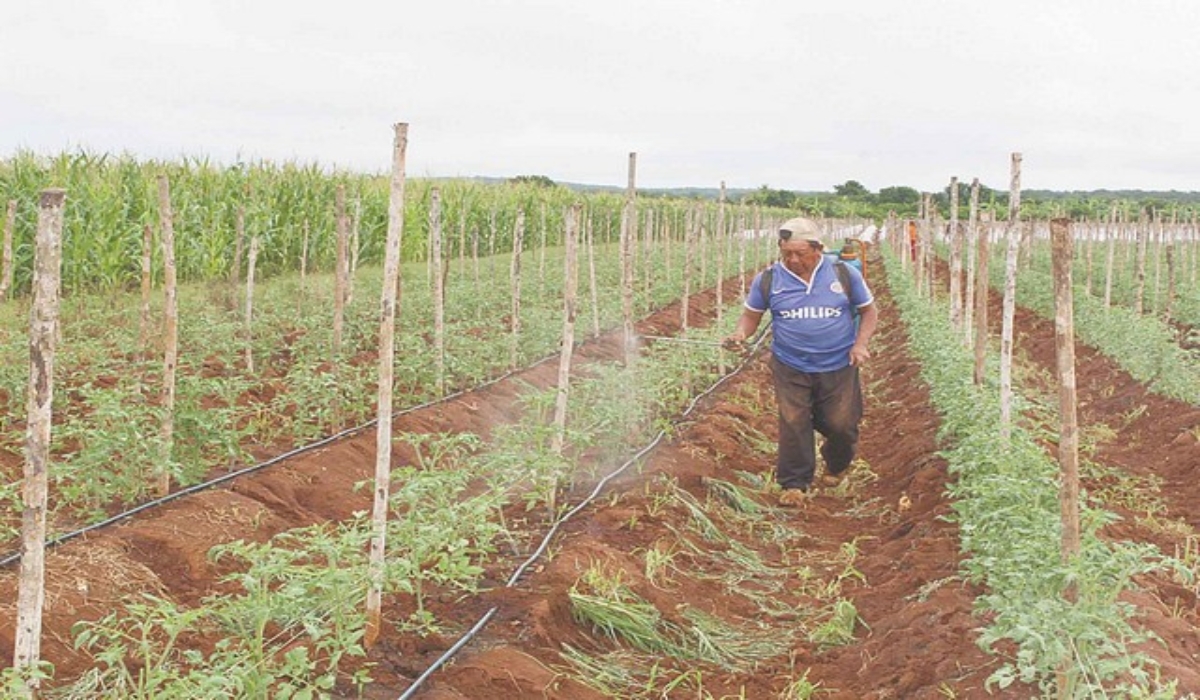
0, 352, 562, 570
0, 305, 764, 569
396, 323, 771, 700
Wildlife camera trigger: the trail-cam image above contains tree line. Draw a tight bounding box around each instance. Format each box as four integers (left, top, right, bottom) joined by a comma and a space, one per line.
738, 180, 1200, 222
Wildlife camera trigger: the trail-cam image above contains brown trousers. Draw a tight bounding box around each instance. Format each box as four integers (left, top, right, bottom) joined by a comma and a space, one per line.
770, 357, 863, 491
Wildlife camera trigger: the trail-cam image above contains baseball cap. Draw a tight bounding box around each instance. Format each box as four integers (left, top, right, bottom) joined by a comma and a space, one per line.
778, 217, 823, 247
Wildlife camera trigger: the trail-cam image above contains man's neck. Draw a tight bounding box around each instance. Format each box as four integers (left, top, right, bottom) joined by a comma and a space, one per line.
785, 257, 822, 284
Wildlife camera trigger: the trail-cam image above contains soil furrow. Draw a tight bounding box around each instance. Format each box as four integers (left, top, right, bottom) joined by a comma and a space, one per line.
0, 279, 746, 683
401, 266, 1021, 699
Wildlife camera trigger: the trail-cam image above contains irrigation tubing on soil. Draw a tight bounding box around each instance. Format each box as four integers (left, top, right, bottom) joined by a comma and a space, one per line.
0, 353, 562, 570
0, 283, 761, 569
396, 323, 771, 700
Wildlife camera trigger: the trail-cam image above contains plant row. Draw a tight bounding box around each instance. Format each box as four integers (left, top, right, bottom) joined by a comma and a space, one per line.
883, 246, 1182, 697
0, 300, 750, 698
0, 195, 782, 550
983, 239, 1200, 405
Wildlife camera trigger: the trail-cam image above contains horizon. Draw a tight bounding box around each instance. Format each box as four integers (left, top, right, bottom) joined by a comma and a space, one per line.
8, 147, 1200, 199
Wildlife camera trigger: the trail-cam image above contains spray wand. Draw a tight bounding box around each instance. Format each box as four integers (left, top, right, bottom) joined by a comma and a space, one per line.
639, 334, 726, 347
639, 318, 772, 352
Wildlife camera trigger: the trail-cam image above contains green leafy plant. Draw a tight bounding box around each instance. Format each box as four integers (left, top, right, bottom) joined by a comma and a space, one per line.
384, 460, 506, 632
65, 520, 374, 699
887, 245, 1166, 696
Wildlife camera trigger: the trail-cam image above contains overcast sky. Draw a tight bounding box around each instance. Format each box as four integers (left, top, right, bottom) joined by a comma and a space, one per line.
5, 1, 1200, 193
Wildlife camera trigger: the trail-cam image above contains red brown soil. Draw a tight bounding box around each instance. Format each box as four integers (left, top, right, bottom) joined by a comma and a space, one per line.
7, 259, 1137, 698
412, 272, 1018, 699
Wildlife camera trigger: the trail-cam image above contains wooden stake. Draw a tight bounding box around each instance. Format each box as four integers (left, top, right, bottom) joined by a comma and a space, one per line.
348, 195, 361, 307
333, 184, 349, 358
366, 122, 408, 649
156, 175, 179, 497
538, 203, 548, 297
1, 199, 16, 302
431, 189, 447, 395
1049, 218, 1081, 700
948, 176, 962, 330
13, 189, 65, 696
923, 195, 936, 298
999, 153, 1022, 440
716, 183, 727, 375
471, 223, 480, 310
1134, 211, 1148, 315
1151, 213, 1163, 313
737, 206, 747, 298
914, 197, 927, 297
1103, 206, 1117, 307
664, 208, 674, 285
620, 152, 637, 367
641, 208, 654, 313
1185, 212, 1195, 285
244, 236, 259, 374
1083, 219, 1094, 297
487, 208, 497, 281
1051, 215, 1081, 566
681, 207, 696, 331
551, 204, 580, 456
1165, 239, 1176, 320
232, 205, 245, 287
457, 201, 468, 277
586, 213, 601, 339
755, 208, 765, 269
508, 207, 524, 371
139, 222, 153, 357
963, 178, 980, 345
973, 212, 991, 386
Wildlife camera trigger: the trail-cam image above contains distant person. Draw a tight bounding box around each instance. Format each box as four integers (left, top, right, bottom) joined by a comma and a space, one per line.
724, 217, 878, 506
907, 220, 918, 261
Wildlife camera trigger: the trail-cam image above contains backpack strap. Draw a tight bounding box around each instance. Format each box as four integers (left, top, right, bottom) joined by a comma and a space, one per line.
758, 266, 773, 307
833, 260, 850, 295
833, 261, 860, 320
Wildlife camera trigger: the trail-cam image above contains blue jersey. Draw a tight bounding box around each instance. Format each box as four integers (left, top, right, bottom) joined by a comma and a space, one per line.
745, 256, 874, 373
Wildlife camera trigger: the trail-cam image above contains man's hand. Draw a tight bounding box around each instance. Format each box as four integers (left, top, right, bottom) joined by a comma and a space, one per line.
722, 332, 747, 352
849, 342, 871, 366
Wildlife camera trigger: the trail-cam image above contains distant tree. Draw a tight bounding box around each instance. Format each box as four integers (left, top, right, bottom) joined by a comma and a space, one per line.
743, 185, 797, 209
833, 180, 870, 197
877, 186, 920, 205
509, 175, 557, 188
1141, 198, 1171, 218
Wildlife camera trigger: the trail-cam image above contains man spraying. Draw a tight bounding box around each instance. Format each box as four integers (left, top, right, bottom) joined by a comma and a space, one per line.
724, 217, 879, 506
